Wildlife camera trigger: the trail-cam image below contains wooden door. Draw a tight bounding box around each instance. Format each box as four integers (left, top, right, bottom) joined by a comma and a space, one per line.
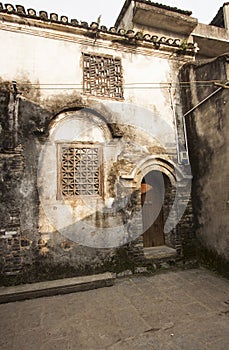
141, 183, 165, 247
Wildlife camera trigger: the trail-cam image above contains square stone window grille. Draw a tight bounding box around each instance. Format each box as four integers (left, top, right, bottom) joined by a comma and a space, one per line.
59, 144, 102, 197
82, 53, 123, 99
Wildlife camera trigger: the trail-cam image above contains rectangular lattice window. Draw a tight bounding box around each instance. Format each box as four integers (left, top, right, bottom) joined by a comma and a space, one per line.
60, 145, 101, 197
82, 53, 123, 99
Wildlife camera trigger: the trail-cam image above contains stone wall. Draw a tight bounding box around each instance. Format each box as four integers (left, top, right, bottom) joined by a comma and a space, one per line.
180, 55, 229, 276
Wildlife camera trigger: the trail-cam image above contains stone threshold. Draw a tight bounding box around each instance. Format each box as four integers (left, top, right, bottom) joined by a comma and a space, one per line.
143, 245, 177, 259
0, 272, 115, 304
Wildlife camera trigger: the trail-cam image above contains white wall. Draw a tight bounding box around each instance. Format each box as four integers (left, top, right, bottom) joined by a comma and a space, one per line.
0, 20, 181, 137
0, 18, 190, 248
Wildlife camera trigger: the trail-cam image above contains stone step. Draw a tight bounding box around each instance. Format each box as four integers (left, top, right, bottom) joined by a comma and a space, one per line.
0, 272, 115, 304
143, 245, 177, 259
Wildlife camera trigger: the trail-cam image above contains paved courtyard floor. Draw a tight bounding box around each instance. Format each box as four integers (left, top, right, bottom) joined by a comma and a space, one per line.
0, 268, 229, 350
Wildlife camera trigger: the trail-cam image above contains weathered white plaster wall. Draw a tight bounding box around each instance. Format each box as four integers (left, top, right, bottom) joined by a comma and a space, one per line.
0, 18, 187, 249
39, 108, 151, 248
0, 21, 182, 140
0, 29, 81, 89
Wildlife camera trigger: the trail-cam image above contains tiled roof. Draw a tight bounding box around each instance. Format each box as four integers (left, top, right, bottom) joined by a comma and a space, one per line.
115, 0, 192, 27
0, 3, 197, 55
134, 0, 192, 16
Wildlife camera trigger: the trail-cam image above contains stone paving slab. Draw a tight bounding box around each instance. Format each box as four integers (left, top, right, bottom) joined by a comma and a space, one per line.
0, 268, 228, 349
0, 272, 115, 303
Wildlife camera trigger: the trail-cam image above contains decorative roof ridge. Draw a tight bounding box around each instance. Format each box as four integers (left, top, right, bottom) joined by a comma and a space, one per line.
0, 3, 198, 55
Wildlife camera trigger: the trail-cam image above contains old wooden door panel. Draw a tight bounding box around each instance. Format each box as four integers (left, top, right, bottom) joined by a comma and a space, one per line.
141, 184, 165, 247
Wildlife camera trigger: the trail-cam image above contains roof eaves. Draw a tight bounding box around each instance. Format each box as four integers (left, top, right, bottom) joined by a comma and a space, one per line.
0, 2, 198, 56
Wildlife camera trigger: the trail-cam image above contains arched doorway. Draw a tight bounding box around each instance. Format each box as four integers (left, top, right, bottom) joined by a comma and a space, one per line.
141, 170, 165, 247
141, 170, 177, 249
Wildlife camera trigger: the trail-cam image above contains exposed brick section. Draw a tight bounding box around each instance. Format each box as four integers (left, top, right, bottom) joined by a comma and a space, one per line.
0, 145, 24, 182
0, 87, 49, 279
0, 230, 21, 275
0, 207, 22, 274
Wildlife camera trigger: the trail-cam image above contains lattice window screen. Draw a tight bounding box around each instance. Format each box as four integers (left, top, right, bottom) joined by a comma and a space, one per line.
83, 53, 123, 99
60, 145, 101, 196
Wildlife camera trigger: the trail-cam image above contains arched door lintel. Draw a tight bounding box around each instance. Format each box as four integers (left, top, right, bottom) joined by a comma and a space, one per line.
132, 157, 177, 187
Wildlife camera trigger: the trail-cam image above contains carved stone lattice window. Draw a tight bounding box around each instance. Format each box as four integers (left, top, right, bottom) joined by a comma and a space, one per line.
83, 53, 123, 99
60, 145, 101, 196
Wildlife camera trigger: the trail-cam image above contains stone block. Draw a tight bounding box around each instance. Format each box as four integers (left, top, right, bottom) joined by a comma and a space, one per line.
0, 272, 116, 303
